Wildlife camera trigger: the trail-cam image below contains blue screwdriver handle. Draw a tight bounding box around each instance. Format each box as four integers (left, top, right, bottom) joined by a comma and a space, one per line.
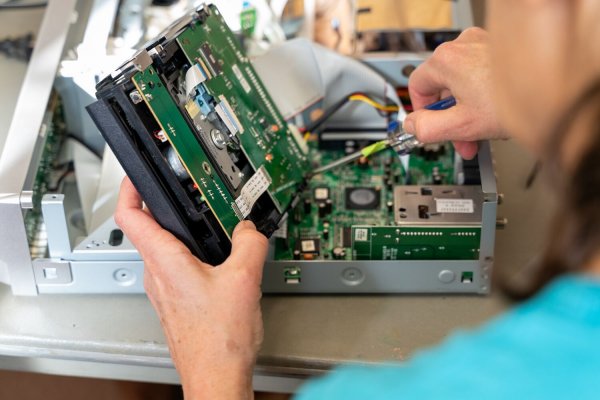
424, 96, 456, 111
387, 96, 457, 155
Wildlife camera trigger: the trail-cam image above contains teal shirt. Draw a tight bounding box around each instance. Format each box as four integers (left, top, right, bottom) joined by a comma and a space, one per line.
296, 275, 600, 399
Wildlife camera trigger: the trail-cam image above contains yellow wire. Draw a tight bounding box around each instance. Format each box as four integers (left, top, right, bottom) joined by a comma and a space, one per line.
349, 95, 399, 112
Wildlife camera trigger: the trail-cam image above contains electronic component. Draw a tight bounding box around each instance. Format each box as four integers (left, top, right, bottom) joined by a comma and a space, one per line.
342, 227, 352, 247
332, 247, 346, 259
318, 202, 328, 218
296, 238, 320, 260
347, 185, 484, 260
351, 226, 481, 260
345, 187, 381, 210
303, 198, 312, 214
87, 5, 309, 264
313, 187, 330, 202
393, 185, 484, 226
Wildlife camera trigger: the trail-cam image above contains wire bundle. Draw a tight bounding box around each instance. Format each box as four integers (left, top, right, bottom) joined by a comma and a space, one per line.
301, 91, 400, 136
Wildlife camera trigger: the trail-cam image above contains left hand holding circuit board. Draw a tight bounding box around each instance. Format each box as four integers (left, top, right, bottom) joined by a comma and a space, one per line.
116, 177, 268, 399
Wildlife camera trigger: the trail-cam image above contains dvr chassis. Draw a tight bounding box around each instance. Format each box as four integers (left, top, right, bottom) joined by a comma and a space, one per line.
29, 139, 496, 295
2, 3, 497, 295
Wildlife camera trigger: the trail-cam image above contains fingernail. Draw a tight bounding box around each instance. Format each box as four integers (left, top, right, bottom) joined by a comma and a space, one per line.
233, 220, 256, 234
402, 118, 415, 134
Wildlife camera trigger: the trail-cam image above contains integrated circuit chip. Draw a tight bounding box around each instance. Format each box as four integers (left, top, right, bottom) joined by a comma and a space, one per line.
345, 187, 381, 210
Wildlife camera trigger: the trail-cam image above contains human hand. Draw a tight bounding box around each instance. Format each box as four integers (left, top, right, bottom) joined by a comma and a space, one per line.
403, 27, 508, 160
115, 177, 268, 400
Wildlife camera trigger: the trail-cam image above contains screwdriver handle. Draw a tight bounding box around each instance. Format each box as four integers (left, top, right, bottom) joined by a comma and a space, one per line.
389, 96, 456, 155
424, 96, 456, 111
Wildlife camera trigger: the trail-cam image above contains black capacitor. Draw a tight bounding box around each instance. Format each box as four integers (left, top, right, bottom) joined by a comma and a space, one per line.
323, 228, 329, 240
387, 201, 394, 212
293, 249, 301, 260
432, 166, 443, 185
318, 202, 327, 218
294, 206, 303, 223
325, 199, 333, 214
303, 198, 312, 214
386, 179, 394, 190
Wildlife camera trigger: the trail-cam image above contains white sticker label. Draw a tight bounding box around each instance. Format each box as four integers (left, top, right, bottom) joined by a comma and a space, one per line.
272, 216, 288, 239
301, 240, 316, 252
235, 166, 272, 218
354, 228, 369, 242
435, 198, 474, 214
232, 64, 252, 94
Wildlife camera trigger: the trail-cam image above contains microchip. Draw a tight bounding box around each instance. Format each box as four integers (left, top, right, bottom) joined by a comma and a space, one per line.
200, 43, 222, 75
345, 187, 380, 210
313, 187, 330, 201
342, 227, 352, 247
296, 238, 320, 255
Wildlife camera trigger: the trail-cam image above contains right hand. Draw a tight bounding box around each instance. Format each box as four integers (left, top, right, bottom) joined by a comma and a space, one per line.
403, 27, 508, 160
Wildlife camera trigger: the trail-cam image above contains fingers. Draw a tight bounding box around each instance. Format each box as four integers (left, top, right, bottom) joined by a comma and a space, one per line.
453, 141, 479, 160
115, 177, 193, 267
225, 221, 269, 283
115, 177, 166, 245
408, 55, 448, 111
404, 104, 483, 143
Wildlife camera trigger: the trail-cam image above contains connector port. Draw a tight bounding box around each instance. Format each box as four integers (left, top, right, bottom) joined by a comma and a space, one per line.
284, 267, 301, 284
461, 271, 474, 283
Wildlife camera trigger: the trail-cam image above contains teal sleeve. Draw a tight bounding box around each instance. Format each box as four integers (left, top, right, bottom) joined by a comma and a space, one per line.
294, 276, 600, 400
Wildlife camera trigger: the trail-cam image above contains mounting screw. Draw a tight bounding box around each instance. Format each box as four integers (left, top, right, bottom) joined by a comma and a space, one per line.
210, 129, 227, 149
496, 217, 508, 229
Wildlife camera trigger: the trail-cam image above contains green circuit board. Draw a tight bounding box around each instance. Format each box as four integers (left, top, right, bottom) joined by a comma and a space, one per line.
351, 226, 480, 260
24, 93, 66, 258
132, 4, 309, 238
128, 4, 481, 258
272, 141, 482, 261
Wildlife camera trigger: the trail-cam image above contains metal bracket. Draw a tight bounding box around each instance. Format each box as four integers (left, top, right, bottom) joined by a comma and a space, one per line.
32, 259, 73, 285
41, 194, 72, 259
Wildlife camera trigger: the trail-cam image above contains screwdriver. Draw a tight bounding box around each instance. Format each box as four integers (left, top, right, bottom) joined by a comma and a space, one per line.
310, 96, 457, 176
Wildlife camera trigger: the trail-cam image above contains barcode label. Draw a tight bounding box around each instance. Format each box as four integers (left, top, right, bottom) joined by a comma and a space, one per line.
354, 228, 369, 242
435, 199, 474, 214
